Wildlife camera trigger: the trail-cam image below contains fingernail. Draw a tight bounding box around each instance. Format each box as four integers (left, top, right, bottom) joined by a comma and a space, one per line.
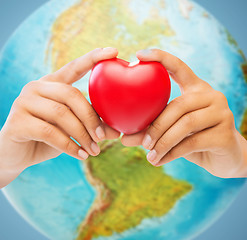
95, 126, 105, 140
142, 134, 152, 149
91, 142, 100, 155
137, 49, 152, 56
78, 149, 89, 160
147, 150, 157, 163
103, 47, 117, 53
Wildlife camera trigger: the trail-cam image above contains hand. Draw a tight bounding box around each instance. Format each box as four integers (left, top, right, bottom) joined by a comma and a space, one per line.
121, 49, 247, 178
0, 47, 120, 188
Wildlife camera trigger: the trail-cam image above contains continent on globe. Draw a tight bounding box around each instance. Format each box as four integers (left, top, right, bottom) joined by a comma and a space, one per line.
49, 0, 174, 70
178, 0, 193, 19
77, 140, 192, 240
240, 55, 247, 139
224, 31, 247, 140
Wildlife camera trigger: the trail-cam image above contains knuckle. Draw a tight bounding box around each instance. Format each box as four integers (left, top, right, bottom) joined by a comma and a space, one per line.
187, 135, 197, 147
90, 48, 102, 65
169, 57, 184, 75
150, 120, 163, 133
41, 124, 55, 139
157, 137, 166, 149
24, 81, 38, 89
53, 103, 69, 117
93, 47, 102, 53
183, 93, 195, 105
184, 113, 195, 128
78, 128, 91, 143
172, 95, 191, 112
64, 140, 76, 154
85, 108, 99, 124
67, 86, 82, 99
41, 73, 57, 82
224, 110, 234, 123
167, 148, 176, 160
68, 59, 77, 69
199, 81, 212, 91
191, 81, 212, 93
171, 96, 184, 105
12, 96, 25, 109
22, 81, 40, 93
174, 57, 184, 69
91, 57, 97, 66
151, 48, 160, 56
222, 110, 235, 130
6, 109, 26, 129
70, 60, 83, 78
214, 91, 228, 105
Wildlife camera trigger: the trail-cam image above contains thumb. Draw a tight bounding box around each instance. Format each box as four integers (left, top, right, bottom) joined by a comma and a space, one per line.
136, 49, 200, 92
47, 47, 118, 84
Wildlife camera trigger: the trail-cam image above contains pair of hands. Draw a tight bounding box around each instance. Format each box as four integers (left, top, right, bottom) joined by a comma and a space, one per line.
1, 47, 247, 188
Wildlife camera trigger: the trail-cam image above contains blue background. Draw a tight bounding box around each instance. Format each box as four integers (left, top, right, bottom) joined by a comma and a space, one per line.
0, 0, 247, 239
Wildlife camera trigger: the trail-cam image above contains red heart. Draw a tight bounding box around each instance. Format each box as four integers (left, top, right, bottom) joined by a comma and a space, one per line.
89, 58, 171, 134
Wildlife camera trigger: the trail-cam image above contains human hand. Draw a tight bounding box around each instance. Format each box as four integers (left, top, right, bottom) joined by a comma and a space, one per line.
0, 48, 120, 187
121, 49, 247, 178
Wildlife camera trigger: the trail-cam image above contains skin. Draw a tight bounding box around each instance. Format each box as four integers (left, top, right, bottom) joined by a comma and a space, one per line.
0, 48, 120, 188
121, 49, 247, 179
1, 48, 247, 189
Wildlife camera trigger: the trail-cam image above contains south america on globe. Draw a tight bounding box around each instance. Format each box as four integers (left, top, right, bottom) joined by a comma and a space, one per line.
77, 140, 191, 240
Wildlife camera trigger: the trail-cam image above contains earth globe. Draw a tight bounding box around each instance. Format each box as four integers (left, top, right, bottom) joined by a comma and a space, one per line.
0, 0, 247, 240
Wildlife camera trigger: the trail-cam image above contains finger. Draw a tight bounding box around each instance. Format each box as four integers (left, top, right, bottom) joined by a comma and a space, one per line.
136, 49, 200, 91
35, 81, 106, 142
23, 96, 100, 156
44, 47, 118, 84
103, 122, 121, 140
154, 127, 219, 167
146, 106, 222, 165
142, 92, 213, 150
25, 115, 89, 161
121, 129, 146, 147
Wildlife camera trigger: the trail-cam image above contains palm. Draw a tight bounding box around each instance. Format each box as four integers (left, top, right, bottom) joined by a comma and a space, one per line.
30, 142, 62, 165
185, 146, 241, 178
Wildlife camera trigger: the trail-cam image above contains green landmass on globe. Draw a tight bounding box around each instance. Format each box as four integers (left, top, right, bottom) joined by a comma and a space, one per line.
77, 140, 192, 240
240, 54, 247, 139
225, 30, 247, 139
49, 0, 174, 70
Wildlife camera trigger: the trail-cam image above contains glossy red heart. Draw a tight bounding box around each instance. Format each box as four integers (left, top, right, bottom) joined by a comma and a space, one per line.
89, 58, 171, 134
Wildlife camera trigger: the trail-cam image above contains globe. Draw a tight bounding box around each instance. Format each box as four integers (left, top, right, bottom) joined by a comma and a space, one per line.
0, 0, 247, 240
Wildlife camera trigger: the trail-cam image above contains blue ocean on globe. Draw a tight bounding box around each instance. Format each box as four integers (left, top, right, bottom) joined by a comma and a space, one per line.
0, 0, 246, 240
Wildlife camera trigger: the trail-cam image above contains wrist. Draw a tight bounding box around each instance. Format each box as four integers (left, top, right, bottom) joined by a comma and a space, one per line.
233, 131, 247, 178
0, 129, 27, 188
0, 167, 23, 189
